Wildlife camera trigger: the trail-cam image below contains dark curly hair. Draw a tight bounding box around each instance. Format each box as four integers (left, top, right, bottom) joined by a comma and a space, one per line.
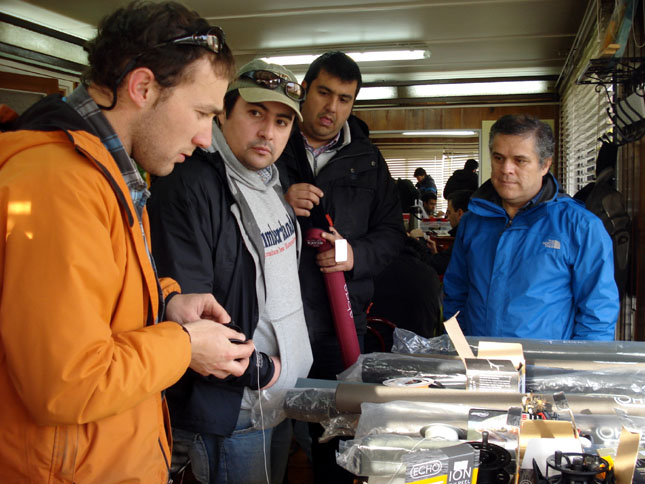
83, 1, 234, 108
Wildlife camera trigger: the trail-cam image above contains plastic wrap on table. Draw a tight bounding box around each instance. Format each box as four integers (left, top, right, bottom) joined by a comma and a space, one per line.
354, 400, 470, 439
283, 387, 340, 422
335, 404, 644, 477
336, 434, 463, 477
507, 338, 645, 362
337, 353, 645, 397
338, 352, 467, 388
571, 413, 645, 449
392, 328, 645, 363
319, 413, 360, 443
249, 388, 287, 430
336, 354, 366, 382
525, 366, 645, 396
392, 329, 456, 354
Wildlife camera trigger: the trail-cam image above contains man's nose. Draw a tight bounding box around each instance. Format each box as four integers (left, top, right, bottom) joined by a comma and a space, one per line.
325, 95, 340, 113
193, 119, 213, 149
258, 119, 275, 140
499, 159, 514, 173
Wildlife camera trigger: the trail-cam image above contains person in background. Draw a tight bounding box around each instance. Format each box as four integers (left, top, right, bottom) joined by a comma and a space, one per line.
422, 190, 444, 217
426, 189, 473, 276
414, 166, 437, 196
443, 114, 618, 340
370, 235, 442, 340
276, 50, 405, 484
396, 177, 420, 213
443, 158, 479, 198
0, 2, 254, 482
149, 59, 313, 484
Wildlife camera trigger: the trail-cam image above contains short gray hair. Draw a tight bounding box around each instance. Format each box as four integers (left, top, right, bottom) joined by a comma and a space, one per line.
489, 114, 554, 166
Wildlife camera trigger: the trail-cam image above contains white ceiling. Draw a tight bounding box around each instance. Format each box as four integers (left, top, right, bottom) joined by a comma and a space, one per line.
1, 0, 590, 84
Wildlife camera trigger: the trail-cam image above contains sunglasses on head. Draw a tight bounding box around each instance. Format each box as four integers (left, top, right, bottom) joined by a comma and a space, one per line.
240, 70, 306, 101
156, 26, 226, 55
101, 26, 227, 111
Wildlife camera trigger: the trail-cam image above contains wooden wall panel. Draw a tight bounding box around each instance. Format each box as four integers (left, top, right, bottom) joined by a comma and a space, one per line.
0, 71, 60, 95
354, 104, 560, 177
354, 104, 558, 131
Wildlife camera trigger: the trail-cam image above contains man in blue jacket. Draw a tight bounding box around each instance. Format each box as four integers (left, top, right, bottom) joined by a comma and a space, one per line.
443, 114, 618, 340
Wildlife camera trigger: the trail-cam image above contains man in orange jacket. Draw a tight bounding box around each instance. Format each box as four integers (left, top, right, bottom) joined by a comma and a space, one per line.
0, 2, 254, 482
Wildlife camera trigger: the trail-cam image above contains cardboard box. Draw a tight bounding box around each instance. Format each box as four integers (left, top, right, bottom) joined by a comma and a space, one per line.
402, 442, 479, 484
517, 420, 579, 484
613, 427, 641, 484
444, 315, 525, 392
519, 420, 579, 461
465, 358, 521, 392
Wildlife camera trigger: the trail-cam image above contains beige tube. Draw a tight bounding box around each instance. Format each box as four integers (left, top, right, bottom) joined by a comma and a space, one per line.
335, 383, 645, 416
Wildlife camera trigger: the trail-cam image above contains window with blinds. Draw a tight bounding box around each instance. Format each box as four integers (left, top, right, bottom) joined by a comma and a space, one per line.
558, 0, 612, 196
380, 143, 479, 212
560, 81, 612, 196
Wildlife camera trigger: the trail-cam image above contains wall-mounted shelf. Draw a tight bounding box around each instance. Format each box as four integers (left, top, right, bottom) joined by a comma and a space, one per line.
576, 57, 645, 146
578, 57, 644, 85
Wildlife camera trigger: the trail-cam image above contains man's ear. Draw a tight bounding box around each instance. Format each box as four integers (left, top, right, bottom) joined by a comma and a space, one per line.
125, 67, 159, 108
541, 156, 553, 175
457, 208, 465, 220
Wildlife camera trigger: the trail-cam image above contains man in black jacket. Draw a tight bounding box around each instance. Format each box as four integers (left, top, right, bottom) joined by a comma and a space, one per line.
276, 51, 405, 484
149, 60, 312, 484
414, 166, 437, 196
443, 158, 479, 199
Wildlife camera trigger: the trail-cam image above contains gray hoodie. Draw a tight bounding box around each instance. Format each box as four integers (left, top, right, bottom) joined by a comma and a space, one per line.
210, 127, 313, 428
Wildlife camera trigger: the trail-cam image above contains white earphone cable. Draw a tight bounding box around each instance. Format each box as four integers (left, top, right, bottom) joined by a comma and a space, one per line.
257, 350, 270, 483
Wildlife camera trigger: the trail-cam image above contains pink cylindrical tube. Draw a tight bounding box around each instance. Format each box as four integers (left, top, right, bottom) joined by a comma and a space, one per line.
305, 228, 360, 368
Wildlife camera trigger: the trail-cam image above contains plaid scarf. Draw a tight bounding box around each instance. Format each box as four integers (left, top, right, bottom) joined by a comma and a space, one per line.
64, 85, 163, 324
65, 85, 150, 219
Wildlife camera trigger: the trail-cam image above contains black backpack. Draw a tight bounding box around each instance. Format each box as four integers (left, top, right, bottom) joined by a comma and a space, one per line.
575, 166, 631, 298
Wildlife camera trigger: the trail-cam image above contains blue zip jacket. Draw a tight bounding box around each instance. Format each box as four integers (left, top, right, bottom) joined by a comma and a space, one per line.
443, 173, 618, 340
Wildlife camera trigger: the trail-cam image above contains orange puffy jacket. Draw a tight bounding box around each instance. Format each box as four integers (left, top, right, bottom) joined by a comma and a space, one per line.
0, 116, 190, 483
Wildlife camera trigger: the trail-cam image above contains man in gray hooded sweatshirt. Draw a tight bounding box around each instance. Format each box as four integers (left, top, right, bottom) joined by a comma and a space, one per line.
148, 59, 313, 484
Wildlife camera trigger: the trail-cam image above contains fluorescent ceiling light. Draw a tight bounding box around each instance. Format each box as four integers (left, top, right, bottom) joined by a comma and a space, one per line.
351, 50, 428, 62
262, 50, 428, 66
262, 54, 319, 66
408, 80, 550, 98
402, 130, 477, 136
356, 86, 397, 101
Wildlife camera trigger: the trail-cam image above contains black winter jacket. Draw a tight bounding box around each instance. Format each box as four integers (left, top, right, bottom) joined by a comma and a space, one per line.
276, 116, 405, 345
148, 149, 274, 436
443, 169, 478, 199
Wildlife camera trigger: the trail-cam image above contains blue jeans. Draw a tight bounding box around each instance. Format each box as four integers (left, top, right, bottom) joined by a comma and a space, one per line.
172, 412, 292, 484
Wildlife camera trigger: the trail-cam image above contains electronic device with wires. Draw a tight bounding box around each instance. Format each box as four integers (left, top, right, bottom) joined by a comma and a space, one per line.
468, 431, 513, 484
539, 452, 614, 484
